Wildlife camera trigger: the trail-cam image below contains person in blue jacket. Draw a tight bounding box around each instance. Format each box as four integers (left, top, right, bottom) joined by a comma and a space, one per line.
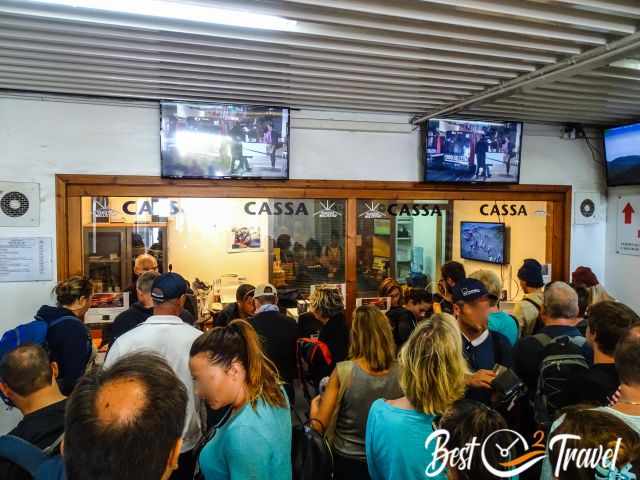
34, 276, 94, 395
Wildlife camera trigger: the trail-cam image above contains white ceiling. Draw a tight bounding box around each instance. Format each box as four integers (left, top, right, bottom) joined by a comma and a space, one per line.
0, 0, 639, 125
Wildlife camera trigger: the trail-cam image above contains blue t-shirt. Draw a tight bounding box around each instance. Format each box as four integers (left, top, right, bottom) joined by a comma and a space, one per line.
489, 311, 518, 346
198, 396, 292, 480
366, 399, 446, 480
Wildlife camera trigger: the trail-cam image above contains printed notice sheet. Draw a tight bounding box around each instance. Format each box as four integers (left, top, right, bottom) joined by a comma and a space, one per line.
0, 237, 53, 282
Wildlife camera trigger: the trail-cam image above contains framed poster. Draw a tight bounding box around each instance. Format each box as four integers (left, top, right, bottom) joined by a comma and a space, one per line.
228, 226, 263, 253
355, 296, 391, 312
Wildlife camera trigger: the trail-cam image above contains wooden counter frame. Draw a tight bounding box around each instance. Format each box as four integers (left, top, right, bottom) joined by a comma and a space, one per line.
56, 175, 572, 314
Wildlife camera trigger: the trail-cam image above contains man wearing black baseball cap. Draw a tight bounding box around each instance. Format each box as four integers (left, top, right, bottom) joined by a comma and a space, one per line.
105, 272, 203, 480
452, 278, 513, 405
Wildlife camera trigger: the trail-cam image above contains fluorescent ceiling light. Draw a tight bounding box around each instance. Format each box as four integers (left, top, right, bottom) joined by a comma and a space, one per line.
610, 58, 640, 71
28, 0, 297, 31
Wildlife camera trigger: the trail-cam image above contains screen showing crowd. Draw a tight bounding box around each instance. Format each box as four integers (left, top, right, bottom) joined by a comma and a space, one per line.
425, 119, 523, 184
161, 102, 289, 180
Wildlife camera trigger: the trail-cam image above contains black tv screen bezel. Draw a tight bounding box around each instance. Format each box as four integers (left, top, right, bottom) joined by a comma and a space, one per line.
421, 118, 524, 186
160, 100, 291, 181
603, 120, 640, 187
460, 220, 508, 265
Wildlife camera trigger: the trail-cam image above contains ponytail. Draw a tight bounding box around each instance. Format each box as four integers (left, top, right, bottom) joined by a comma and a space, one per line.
190, 319, 287, 409
54, 276, 93, 307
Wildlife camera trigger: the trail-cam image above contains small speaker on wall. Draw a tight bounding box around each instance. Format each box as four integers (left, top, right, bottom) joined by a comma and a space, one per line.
0, 182, 40, 227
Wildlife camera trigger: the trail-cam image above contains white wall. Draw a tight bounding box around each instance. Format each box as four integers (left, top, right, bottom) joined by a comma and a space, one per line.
0, 95, 608, 327
0, 94, 606, 431
605, 186, 640, 313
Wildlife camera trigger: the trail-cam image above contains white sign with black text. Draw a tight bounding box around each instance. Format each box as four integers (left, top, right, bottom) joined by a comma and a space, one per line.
617, 195, 640, 256
0, 237, 53, 282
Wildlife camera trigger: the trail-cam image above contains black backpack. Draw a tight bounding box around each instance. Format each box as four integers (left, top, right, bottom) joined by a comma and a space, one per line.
532, 334, 589, 428
292, 419, 334, 480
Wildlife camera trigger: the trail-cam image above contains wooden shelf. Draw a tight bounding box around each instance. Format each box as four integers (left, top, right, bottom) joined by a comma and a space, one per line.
84, 222, 168, 228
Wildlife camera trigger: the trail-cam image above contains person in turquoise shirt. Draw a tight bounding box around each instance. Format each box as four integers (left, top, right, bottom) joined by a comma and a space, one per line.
189, 319, 292, 480
469, 270, 518, 345
366, 313, 469, 480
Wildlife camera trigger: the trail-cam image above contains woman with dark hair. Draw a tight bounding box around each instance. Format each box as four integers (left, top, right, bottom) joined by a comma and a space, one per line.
189, 320, 291, 480
378, 278, 403, 309
34, 276, 94, 395
438, 399, 511, 480
547, 408, 640, 480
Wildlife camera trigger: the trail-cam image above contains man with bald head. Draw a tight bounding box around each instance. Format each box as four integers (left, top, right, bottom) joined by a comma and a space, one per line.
513, 282, 593, 431
0, 345, 66, 480
125, 253, 159, 305
64, 352, 187, 480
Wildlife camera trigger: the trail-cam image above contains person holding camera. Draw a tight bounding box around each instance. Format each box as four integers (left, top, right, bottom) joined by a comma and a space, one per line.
451, 278, 513, 406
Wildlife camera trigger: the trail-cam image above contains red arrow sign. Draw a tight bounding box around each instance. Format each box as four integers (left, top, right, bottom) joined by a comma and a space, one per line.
623, 203, 635, 224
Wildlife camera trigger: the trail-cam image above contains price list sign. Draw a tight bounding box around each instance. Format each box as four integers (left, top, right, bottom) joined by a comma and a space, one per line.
0, 237, 53, 282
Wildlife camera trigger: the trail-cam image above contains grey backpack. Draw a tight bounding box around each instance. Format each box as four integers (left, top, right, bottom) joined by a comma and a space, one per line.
533, 334, 589, 427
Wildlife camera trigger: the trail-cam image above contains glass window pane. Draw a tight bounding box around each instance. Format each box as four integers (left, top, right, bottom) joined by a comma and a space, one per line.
356, 200, 450, 300
82, 196, 346, 304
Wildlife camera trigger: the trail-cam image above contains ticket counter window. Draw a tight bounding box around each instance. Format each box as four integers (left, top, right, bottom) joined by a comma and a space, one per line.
81, 196, 345, 320
356, 200, 451, 299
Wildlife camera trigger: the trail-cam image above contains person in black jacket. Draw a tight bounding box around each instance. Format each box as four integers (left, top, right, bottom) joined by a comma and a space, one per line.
567, 301, 639, 407
0, 345, 67, 480
34, 276, 94, 396
104, 271, 194, 350
386, 289, 433, 349
475, 134, 489, 178
308, 285, 350, 386
249, 283, 298, 404
214, 283, 255, 328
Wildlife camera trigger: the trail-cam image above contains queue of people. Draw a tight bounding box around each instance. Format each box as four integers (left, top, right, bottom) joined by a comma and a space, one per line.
1, 254, 640, 480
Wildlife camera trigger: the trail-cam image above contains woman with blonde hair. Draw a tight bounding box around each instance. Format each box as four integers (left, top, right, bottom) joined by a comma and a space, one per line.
189, 319, 291, 479
366, 313, 468, 480
305, 285, 350, 385
310, 305, 402, 479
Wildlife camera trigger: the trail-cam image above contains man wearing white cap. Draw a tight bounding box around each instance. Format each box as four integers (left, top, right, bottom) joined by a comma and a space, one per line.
250, 283, 299, 405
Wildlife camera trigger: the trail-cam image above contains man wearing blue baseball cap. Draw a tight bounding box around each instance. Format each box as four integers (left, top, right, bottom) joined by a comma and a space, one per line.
452, 278, 513, 405
105, 272, 203, 480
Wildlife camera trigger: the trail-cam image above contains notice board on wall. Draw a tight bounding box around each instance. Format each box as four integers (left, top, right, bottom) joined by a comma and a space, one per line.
0, 237, 53, 282
617, 195, 640, 256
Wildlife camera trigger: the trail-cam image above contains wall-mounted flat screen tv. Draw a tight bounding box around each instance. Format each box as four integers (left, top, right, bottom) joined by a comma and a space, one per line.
424, 118, 523, 184
161, 101, 289, 180
604, 121, 640, 186
460, 221, 507, 265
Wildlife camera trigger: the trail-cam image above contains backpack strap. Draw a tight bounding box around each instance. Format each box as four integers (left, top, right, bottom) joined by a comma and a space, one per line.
43, 433, 65, 456
532, 333, 553, 348
522, 297, 542, 312
48, 315, 81, 329
0, 435, 48, 476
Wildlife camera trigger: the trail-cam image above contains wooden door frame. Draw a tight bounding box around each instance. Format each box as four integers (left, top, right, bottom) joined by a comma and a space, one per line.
56, 175, 572, 312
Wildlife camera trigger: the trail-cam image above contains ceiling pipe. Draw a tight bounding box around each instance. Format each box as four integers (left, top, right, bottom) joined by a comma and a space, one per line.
411, 30, 640, 125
